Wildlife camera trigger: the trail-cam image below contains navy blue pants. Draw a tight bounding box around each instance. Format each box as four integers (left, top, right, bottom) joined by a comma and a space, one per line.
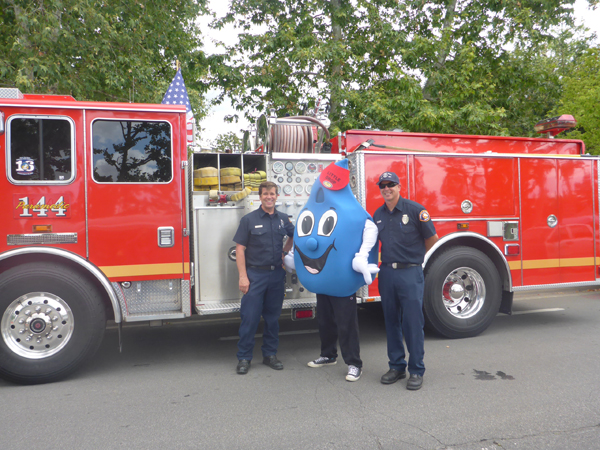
378, 265, 425, 376
316, 293, 362, 368
237, 267, 286, 361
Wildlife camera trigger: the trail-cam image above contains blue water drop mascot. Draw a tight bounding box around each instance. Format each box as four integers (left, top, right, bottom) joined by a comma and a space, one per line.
284, 159, 379, 382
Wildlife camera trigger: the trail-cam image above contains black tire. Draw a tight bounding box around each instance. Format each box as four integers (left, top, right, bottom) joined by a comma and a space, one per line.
423, 246, 501, 339
0, 262, 107, 384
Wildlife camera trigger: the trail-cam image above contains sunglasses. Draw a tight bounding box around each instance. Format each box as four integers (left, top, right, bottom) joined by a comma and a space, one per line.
379, 182, 397, 189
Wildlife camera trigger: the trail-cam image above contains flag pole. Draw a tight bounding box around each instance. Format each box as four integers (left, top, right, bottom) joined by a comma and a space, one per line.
162, 59, 196, 147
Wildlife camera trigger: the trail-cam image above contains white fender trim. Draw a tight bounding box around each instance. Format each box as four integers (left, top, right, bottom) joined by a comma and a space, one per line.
423, 232, 513, 292
0, 247, 122, 323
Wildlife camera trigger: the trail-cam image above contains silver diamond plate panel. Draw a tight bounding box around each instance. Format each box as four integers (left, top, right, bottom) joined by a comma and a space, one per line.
181, 279, 191, 316
348, 152, 367, 209
356, 285, 370, 300
0, 88, 24, 99
7, 233, 78, 245
114, 282, 128, 314
124, 312, 186, 322
113, 279, 183, 317
197, 298, 319, 315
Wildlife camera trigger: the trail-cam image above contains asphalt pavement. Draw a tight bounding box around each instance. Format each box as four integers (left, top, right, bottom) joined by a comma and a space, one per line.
1, 288, 600, 450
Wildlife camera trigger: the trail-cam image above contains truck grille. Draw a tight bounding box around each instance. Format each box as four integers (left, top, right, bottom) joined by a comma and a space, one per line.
7, 233, 78, 245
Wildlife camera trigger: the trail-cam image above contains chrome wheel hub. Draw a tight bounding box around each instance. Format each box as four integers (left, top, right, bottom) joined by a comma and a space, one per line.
441, 267, 485, 319
1, 292, 74, 359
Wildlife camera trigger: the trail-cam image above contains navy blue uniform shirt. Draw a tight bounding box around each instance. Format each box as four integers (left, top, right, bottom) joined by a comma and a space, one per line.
233, 206, 295, 267
373, 197, 436, 265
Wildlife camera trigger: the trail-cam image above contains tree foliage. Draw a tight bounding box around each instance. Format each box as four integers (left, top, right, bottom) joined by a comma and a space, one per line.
554, 46, 600, 154
211, 0, 401, 127
209, 0, 593, 138
0, 0, 209, 118
210, 131, 243, 152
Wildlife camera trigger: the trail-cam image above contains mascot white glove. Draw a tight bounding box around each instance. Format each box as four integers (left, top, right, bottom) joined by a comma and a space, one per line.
351, 219, 380, 285
283, 247, 296, 273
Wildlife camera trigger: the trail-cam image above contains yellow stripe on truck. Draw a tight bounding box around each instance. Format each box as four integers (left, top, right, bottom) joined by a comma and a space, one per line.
99, 263, 189, 278
508, 257, 595, 271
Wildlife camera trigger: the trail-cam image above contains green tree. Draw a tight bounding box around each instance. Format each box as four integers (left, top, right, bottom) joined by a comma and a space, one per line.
343, 0, 590, 136
209, 0, 592, 137
0, 0, 209, 118
554, 46, 600, 154
210, 131, 242, 152
210, 0, 404, 130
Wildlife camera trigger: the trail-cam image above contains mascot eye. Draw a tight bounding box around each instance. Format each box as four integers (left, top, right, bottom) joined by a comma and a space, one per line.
297, 210, 315, 237
318, 210, 338, 236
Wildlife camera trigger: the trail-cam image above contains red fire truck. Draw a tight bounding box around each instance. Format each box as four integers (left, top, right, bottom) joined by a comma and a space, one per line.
0, 88, 595, 384
339, 120, 596, 343
0, 88, 340, 384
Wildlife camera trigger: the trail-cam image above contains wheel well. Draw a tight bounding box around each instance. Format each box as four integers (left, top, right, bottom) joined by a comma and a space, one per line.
0, 253, 115, 321
425, 235, 511, 292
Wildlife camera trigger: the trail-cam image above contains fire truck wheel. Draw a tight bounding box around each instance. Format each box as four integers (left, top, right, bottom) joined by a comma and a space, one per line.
0, 262, 107, 385
424, 246, 501, 339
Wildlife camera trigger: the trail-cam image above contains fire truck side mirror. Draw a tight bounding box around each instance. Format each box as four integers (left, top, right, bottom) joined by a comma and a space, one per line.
0, 111, 4, 134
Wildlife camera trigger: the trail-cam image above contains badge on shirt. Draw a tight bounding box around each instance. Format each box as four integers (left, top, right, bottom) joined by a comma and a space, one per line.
419, 210, 431, 222
255, 225, 263, 228
402, 214, 409, 225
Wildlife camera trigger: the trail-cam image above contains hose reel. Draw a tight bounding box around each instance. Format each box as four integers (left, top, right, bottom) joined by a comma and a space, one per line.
250, 114, 331, 153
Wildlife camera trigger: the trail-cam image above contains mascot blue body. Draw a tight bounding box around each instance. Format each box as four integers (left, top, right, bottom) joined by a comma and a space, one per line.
293, 159, 378, 297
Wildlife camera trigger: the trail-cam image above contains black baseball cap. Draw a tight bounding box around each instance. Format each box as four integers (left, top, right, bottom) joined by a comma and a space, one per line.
376, 172, 400, 185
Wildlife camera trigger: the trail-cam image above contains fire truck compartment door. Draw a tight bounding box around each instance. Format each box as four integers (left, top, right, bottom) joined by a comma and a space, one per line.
86, 115, 185, 281
414, 156, 516, 217
520, 158, 595, 285
195, 205, 247, 303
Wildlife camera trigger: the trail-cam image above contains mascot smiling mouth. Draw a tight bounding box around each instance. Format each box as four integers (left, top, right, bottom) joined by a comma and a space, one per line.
295, 241, 336, 275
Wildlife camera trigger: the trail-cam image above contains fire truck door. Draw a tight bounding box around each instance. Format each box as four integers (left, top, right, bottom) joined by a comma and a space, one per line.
85, 116, 185, 282
360, 153, 409, 296
520, 158, 595, 285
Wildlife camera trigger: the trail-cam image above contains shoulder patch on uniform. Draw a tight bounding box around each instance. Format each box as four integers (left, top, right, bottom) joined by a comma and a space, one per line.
419, 210, 431, 222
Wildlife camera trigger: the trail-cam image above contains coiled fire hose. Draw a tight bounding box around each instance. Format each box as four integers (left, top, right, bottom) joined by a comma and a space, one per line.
270, 116, 330, 153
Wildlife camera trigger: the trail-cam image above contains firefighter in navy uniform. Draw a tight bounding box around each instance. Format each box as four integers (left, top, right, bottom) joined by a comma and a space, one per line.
233, 181, 294, 375
373, 172, 439, 390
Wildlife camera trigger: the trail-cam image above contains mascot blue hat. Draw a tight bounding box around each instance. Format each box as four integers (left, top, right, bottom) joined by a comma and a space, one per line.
294, 159, 377, 297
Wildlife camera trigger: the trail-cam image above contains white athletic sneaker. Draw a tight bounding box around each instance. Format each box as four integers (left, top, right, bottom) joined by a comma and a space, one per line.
346, 365, 362, 382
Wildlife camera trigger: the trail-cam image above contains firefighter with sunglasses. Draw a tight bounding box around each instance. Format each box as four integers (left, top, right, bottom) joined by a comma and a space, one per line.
373, 172, 439, 390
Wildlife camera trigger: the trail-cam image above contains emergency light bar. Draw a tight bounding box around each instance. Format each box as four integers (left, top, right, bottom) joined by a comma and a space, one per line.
534, 114, 577, 136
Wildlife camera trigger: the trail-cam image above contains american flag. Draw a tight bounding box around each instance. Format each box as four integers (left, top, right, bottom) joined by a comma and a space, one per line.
162, 69, 196, 144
